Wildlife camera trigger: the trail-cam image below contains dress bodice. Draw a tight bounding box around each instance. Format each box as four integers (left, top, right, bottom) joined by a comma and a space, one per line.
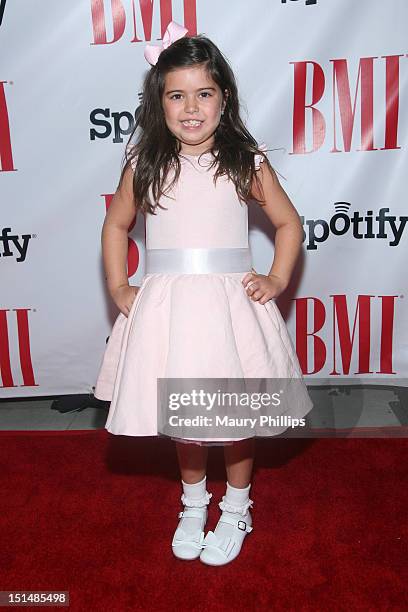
145, 152, 249, 250
125, 144, 267, 250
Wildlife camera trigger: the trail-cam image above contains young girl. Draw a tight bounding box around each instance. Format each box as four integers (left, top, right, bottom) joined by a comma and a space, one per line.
94, 21, 313, 566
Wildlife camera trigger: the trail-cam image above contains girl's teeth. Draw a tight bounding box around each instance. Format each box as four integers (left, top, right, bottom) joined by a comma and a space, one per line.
183, 121, 201, 126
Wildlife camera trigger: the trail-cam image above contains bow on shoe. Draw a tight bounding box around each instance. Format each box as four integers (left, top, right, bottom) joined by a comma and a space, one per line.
173, 526, 204, 548
202, 531, 236, 558
144, 20, 189, 65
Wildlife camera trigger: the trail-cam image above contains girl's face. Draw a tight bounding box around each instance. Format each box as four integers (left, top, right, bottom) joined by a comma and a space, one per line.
162, 64, 227, 155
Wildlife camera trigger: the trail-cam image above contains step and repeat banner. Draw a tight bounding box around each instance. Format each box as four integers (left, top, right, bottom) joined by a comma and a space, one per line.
1, 0, 407, 397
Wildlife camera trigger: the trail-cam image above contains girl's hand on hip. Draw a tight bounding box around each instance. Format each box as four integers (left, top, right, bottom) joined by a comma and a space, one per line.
241, 270, 287, 304
111, 284, 139, 317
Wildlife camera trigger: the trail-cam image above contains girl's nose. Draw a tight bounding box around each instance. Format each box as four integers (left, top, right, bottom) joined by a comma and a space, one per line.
184, 97, 199, 113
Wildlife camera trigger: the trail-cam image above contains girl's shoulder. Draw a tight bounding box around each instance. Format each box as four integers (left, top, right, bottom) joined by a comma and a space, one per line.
254, 143, 268, 171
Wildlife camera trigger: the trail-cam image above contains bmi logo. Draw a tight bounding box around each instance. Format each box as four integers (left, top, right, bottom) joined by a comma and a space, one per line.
291, 55, 407, 153
295, 294, 399, 375
90, 0, 197, 45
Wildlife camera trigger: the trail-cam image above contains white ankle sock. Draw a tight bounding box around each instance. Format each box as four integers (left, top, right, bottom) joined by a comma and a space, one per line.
179, 475, 211, 536
215, 481, 253, 540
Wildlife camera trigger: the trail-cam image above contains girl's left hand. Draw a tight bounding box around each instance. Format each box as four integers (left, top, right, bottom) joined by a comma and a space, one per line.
241, 269, 287, 305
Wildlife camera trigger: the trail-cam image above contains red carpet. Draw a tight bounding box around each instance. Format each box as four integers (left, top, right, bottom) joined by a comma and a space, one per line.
0, 430, 407, 611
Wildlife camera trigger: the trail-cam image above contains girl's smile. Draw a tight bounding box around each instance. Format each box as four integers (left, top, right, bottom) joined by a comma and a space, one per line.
180, 120, 204, 130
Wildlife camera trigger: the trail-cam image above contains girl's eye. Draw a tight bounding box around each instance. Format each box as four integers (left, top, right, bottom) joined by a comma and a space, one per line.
169, 92, 212, 100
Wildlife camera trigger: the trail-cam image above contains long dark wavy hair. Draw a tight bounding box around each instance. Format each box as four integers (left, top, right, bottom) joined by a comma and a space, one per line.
120, 33, 274, 215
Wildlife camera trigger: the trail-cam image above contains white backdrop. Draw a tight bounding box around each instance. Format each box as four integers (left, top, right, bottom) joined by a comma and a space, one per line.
1, 0, 407, 397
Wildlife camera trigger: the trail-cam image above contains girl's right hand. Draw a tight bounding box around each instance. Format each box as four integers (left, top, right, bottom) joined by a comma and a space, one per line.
110, 284, 140, 317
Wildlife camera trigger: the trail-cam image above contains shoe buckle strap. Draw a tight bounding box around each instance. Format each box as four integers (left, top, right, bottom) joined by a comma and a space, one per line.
219, 514, 253, 533
178, 508, 207, 520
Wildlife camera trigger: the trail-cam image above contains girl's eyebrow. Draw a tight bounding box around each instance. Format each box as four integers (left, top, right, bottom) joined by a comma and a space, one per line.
165, 87, 217, 94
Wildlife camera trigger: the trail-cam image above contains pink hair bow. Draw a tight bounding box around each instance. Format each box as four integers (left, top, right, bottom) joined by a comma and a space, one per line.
144, 21, 189, 66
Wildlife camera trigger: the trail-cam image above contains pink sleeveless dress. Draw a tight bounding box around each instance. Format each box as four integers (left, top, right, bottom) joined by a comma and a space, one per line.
94, 146, 313, 442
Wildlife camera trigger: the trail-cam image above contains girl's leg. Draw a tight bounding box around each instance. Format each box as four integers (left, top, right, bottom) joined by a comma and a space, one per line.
172, 442, 211, 560
200, 438, 256, 566
175, 441, 208, 483
223, 438, 255, 487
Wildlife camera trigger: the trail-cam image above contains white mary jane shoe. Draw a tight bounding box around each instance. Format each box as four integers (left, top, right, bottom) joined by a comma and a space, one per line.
172, 507, 208, 560
199, 510, 253, 566
172, 491, 212, 561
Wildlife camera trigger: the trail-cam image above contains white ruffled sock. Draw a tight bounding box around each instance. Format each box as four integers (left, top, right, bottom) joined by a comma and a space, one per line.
179, 475, 212, 536
215, 481, 253, 540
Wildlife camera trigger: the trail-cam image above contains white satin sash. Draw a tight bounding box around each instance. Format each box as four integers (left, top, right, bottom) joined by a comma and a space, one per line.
145, 247, 252, 274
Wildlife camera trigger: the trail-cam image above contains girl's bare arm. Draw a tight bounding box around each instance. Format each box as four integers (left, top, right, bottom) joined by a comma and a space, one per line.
252, 163, 304, 290
101, 165, 137, 296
